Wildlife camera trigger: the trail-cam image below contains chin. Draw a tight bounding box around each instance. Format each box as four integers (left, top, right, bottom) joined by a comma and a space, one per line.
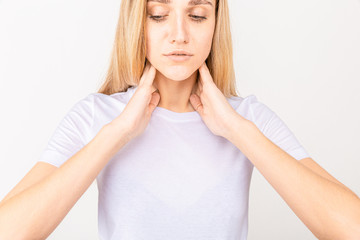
156, 65, 197, 81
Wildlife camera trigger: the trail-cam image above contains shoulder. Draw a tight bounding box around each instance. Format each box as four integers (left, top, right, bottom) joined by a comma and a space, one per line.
90, 86, 137, 106
77, 87, 135, 111
227, 94, 270, 115
75, 87, 137, 121
228, 94, 275, 128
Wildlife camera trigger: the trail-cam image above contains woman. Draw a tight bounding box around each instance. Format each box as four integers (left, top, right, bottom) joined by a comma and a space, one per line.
0, 0, 359, 239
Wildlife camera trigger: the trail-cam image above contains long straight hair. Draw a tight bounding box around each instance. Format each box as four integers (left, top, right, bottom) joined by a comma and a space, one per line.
97, 0, 240, 98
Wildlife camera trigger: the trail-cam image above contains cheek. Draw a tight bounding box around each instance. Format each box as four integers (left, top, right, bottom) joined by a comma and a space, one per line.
145, 31, 162, 57
205, 32, 214, 49
196, 31, 213, 57
205, 24, 215, 49
191, 22, 214, 48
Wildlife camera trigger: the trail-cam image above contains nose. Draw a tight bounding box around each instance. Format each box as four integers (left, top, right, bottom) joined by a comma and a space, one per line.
168, 14, 189, 44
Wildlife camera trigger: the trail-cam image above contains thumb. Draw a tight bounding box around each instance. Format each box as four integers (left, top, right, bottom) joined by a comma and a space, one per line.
148, 91, 160, 113
190, 94, 203, 115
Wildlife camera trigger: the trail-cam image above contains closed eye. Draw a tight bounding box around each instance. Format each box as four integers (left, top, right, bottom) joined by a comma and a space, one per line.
149, 15, 207, 23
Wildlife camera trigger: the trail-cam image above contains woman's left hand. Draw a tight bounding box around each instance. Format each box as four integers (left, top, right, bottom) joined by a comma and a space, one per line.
189, 62, 246, 139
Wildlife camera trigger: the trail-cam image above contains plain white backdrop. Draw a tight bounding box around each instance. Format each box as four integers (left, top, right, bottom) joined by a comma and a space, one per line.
0, 0, 359, 239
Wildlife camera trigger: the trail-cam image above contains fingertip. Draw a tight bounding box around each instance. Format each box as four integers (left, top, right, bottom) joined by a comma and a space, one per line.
199, 63, 206, 73
150, 84, 158, 93
148, 64, 157, 77
149, 91, 161, 112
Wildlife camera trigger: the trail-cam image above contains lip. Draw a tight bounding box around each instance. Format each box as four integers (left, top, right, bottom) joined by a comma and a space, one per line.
165, 55, 192, 62
164, 50, 194, 56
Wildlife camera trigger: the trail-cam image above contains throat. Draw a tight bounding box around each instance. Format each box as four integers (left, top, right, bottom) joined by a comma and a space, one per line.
157, 102, 196, 113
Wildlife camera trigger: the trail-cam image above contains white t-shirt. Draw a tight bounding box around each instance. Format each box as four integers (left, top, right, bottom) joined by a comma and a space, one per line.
37, 86, 310, 239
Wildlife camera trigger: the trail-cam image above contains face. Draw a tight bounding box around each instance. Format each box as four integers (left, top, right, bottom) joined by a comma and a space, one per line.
145, 0, 216, 81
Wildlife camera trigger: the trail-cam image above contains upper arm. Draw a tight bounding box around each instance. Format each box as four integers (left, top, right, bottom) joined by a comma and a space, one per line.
299, 157, 358, 197
0, 162, 57, 207
37, 93, 94, 168
245, 95, 310, 161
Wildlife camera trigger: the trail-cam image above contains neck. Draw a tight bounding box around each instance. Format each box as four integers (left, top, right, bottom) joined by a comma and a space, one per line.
153, 70, 199, 113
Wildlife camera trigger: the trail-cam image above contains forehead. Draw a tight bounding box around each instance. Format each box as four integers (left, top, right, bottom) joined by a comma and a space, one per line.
147, 0, 213, 7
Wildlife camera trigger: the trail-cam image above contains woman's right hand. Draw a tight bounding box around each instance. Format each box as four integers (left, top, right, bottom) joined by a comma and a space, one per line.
109, 61, 160, 141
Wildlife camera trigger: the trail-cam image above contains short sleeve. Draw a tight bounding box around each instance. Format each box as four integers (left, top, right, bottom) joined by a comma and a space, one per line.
37, 94, 94, 167
247, 95, 310, 161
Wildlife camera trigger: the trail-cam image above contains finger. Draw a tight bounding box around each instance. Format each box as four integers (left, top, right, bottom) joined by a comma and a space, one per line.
150, 84, 158, 93
198, 62, 212, 86
144, 64, 157, 88
139, 62, 158, 92
139, 60, 151, 81
189, 94, 204, 116
148, 91, 161, 113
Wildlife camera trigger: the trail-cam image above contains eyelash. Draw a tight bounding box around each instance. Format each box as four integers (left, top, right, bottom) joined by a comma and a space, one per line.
149, 15, 207, 23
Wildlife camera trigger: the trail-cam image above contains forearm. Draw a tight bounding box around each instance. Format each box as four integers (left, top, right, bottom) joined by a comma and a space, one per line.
0, 124, 130, 239
227, 117, 360, 240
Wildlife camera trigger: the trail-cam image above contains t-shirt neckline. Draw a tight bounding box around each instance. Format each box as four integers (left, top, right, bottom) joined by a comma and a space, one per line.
128, 86, 201, 121
152, 106, 201, 121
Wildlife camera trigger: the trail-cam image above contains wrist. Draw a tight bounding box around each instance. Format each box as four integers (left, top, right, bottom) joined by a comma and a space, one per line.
225, 115, 255, 143
102, 122, 132, 146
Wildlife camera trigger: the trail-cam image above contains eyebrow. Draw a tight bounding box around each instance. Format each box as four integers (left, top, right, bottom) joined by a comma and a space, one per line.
147, 0, 213, 7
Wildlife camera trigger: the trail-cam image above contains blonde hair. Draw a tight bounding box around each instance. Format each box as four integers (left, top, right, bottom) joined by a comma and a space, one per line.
97, 0, 240, 98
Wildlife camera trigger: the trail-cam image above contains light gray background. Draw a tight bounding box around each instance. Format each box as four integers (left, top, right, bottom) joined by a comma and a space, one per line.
0, 0, 359, 239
